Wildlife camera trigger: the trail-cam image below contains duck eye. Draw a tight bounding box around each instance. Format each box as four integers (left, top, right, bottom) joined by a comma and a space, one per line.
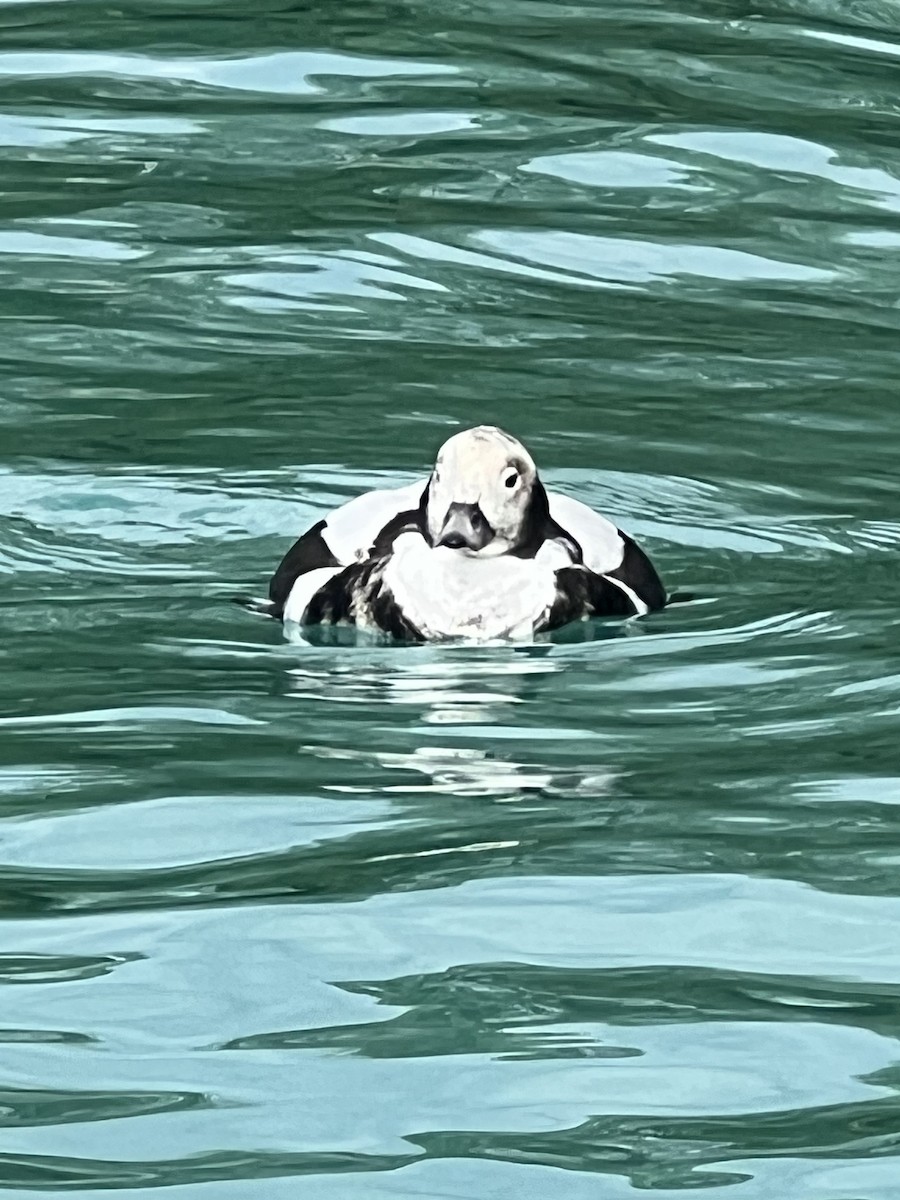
504, 471, 518, 489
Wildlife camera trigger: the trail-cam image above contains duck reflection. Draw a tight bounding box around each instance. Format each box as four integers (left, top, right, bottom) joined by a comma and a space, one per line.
285, 644, 618, 810
286, 643, 558, 722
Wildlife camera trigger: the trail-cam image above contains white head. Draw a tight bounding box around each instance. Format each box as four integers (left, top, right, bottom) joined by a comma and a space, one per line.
424, 426, 542, 558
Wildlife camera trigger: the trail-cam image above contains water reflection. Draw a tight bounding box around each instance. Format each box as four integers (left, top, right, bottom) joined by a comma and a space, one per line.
288, 646, 604, 802
286, 645, 559, 707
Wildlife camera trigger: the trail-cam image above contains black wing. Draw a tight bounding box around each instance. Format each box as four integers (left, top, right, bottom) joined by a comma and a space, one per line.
268, 520, 340, 618
605, 531, 667, 611
268, 503, 427, 623
545, 566, 643, 630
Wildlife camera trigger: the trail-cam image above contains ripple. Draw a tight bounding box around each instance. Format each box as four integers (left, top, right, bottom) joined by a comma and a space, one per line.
227, 253, 448, 312
0, 50, 456, 95
0, 952, 138, 986
0, 230, 144, 261
523, 149, 699, 190
0, 706, 261, 730
0, 794, 400, 871
0, 113, 202, 149
653, 130, 900, 214
473, 230, 836, 286
319, 111, 479, 137
0, 1084, 211, 1128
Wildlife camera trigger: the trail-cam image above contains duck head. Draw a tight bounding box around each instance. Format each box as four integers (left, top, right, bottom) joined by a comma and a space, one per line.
425, 426, 544, 558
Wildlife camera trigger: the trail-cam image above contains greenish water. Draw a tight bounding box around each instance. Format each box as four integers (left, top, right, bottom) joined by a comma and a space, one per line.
3, 0, 900, 1195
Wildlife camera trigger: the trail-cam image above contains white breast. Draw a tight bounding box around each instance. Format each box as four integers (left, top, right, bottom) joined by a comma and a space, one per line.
379, 533, 566, 641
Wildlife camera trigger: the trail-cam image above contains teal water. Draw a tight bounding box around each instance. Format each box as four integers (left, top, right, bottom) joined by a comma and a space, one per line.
3, 1, 900, 1196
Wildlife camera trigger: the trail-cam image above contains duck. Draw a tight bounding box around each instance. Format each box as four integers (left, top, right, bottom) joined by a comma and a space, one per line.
256, 425, 666, 642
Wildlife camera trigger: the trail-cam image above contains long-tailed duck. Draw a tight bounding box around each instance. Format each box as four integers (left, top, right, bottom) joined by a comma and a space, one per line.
257, 426, 665, 641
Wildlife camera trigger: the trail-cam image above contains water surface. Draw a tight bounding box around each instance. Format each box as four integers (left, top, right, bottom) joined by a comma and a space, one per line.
3, 0, 900, 1196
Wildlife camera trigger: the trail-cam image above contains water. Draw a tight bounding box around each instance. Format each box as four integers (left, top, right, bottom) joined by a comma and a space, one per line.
2, 0, 900, 1195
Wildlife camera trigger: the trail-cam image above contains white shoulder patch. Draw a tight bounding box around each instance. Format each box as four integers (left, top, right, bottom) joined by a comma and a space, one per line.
534, 537, 577, 571
323, 480, 426, 565
547, 492, 625, 575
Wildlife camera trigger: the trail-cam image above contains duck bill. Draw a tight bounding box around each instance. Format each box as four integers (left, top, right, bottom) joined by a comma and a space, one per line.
437, 502, 494, 552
